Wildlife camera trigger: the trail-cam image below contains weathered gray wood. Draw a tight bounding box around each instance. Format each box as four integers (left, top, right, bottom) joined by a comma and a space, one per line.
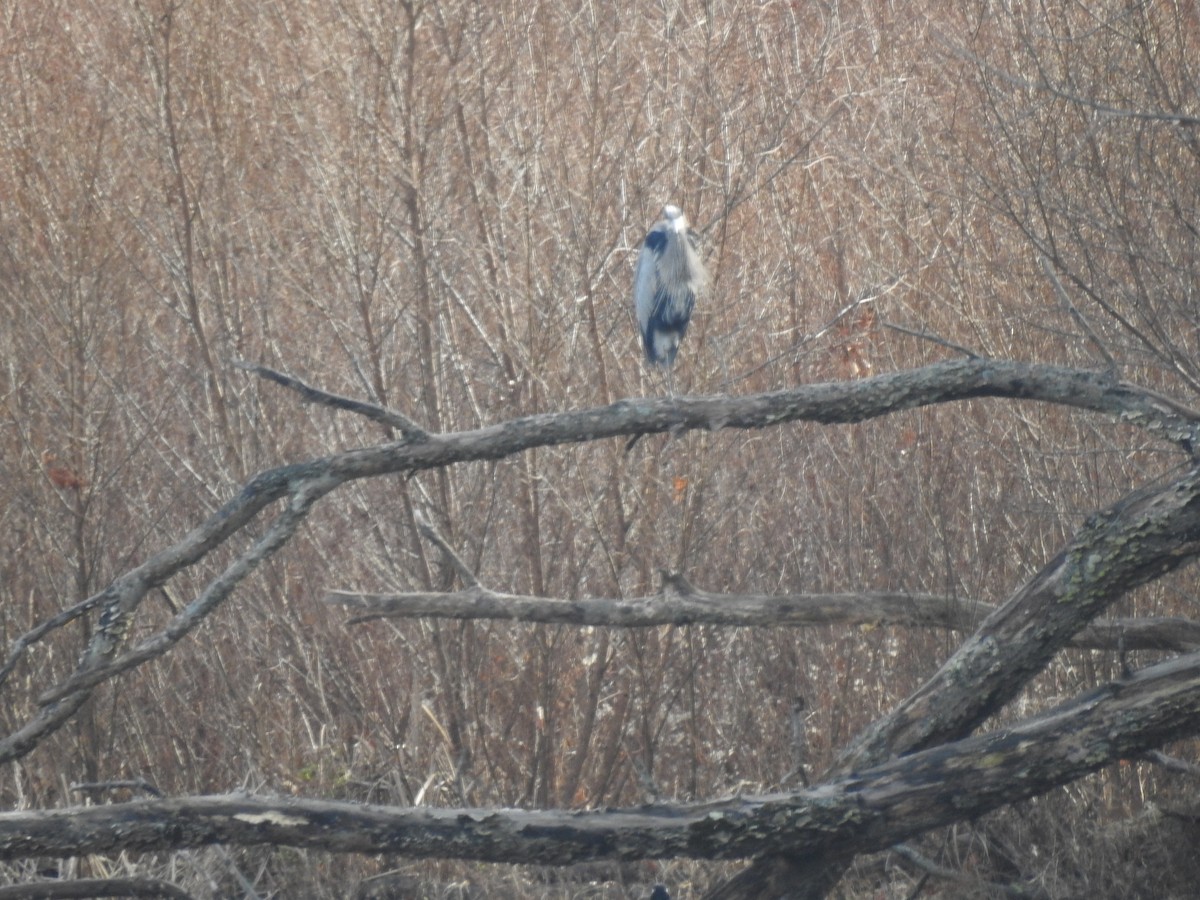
1, 648, 1197, 866
8, 359, 1190, 767
839, 465, 1200, 766
718, 463, 1200, 897
0, 878, 194, 899
327, 585, 1200, 652
5, 360, 1199, 899
326, 586, 996, 629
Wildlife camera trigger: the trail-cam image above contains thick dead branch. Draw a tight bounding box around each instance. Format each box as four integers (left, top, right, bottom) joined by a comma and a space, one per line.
727, 464, 1200, 895
324, 578, 1200, 657
1, 649, 1198, 864
4, 360, 1197, 792
326, 586, 991, 629
0, 879, 194, 899
837, 464, 1200, 769
326, 584, 1200, 652
0, 595, 104, 690
1082, 618, 1200, 653
0, 473, 338, 764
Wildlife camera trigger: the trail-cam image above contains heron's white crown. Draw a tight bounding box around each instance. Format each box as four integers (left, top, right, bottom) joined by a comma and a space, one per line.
660, 204, 687, 232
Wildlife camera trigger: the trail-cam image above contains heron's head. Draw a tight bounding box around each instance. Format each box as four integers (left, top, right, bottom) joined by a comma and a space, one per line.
660, 204, 687, 232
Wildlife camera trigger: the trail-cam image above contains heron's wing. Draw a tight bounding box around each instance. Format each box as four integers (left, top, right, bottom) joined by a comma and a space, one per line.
634, 232, 665, 332
649, 231, 695, 328
652, 286, 694, 331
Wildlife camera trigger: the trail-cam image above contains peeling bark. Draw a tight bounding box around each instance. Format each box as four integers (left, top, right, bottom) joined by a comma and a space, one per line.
327, 585, 1200, 652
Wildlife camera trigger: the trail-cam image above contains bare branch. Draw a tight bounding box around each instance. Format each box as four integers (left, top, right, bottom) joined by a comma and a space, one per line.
5, 360, 1196, 766
38, 474, 339, 707
880, 321, 979, 358
0, 880, 195, 900
1, 648, 1198, 864
1039, 255, 1118, 372
1142, 750, 1200, 779
888, 844, 1047, 900
931, 27, 1200, 127
0, 472, 337, 764
327, 586, 991, 629
233, 360, 429, 440
838, 463, 1200, 768
326, 584, 1200, 653
71, 779, 164, 799
413, 515, 479, 588
0, 595, 105, 691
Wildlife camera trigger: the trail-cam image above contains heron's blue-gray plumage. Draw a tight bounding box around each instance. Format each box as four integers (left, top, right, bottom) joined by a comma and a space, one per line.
634, 205, 706, 366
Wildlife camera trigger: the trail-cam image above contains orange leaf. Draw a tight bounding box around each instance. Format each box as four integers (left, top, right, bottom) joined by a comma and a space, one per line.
41, 450, 86, 491
672, 476, 688, 504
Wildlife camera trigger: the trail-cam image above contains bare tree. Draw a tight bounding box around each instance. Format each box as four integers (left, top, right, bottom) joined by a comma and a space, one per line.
2, 358, 1200, 899
4, 2, 1200, 898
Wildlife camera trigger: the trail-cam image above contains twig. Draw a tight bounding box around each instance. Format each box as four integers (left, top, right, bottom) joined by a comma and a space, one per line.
731, 276, 906, 384
1142, 749, 1200, 778
233, 360, 428, 440
71, 778, 164, 798
1039, 255, 1118, 372
0, 595, 106, 691
881, 320, 979, 358
890, 843, 1048, 899
414, 515, 479, 588
38, 474, 339, 707
930, 27, 1200, 128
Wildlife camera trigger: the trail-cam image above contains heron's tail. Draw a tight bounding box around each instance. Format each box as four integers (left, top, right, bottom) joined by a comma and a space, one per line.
648, 329, 682, 367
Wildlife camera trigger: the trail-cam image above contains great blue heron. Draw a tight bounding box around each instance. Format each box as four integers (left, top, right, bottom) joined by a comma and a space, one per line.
634, 204, 706, 373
